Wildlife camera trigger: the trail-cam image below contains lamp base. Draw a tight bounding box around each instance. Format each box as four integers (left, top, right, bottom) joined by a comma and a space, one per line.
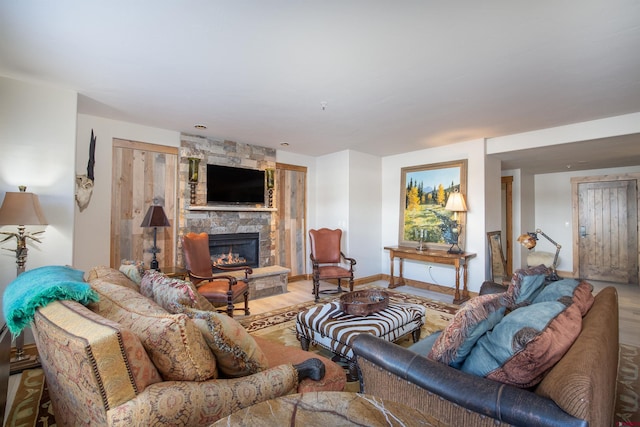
150, 258, 160, 272
447, 243, 464, 254
10, 353, 40, 374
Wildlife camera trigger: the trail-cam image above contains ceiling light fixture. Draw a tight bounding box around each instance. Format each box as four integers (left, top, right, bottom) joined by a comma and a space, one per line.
194, 124, 207, 130
320, 101, 328, 111
280, 142, 290, 147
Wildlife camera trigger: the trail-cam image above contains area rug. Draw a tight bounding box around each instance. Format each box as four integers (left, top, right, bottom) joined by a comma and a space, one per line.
4, 368, 55, 427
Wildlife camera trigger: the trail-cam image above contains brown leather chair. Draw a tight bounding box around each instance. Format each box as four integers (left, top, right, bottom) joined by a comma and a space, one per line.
182, 232, 252, 317
309, 228, 356, 302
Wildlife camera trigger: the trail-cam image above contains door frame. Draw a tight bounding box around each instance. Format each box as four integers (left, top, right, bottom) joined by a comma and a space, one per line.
502, 176, 513, 276
571, 172, 640, 279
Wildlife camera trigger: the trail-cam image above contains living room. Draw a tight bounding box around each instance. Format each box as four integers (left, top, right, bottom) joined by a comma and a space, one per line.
1, 2, 640, 425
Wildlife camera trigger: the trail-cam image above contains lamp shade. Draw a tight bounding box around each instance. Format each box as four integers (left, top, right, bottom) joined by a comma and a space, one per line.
0, 187, 48, 226
445, 191, 467, 212
140, 205, 170, 228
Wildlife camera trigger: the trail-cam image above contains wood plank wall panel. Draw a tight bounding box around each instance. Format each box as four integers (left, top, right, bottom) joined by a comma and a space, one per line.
111, 139, 178, 269
275, 163, 307, 277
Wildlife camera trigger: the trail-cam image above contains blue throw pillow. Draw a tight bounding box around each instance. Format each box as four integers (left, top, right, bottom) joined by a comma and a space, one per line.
507, 265, 549, 305
460, 300, 582, 388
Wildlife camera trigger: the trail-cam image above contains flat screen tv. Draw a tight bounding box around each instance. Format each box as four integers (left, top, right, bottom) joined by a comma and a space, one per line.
206, 164, 265, 204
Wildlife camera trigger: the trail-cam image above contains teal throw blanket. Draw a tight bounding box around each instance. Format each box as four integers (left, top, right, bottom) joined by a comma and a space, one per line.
3, 265, 99, 335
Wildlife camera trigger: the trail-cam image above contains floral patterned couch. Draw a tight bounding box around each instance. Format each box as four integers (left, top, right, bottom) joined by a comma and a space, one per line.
31, 266, 346, 426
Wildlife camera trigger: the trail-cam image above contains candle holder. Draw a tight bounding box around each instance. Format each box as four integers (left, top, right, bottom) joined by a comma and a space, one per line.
188, 158, 200, 205
266, 168, 275, 208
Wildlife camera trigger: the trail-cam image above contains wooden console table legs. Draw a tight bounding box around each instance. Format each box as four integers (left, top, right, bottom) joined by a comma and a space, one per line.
385, 246, 476, 305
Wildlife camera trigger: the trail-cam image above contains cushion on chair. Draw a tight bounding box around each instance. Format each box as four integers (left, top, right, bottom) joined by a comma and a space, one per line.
527, 251, 556, 268
461, 300, 582, 388
89, 280, 218, 381
177, 306, 268, 378
317, 265, 352, 280
87, 265, 140, 291
197, 278, 248, 304
428, 293, 510, 368
532, 278, 594, 316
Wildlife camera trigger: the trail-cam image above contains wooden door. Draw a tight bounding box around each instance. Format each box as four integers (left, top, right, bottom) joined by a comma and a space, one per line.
577, 179, 638, 283
111, 139, 178, 270
274, 163, 307, 280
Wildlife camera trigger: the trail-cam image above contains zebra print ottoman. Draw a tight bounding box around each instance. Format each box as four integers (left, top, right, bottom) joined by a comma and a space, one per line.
295, 299, 426, 379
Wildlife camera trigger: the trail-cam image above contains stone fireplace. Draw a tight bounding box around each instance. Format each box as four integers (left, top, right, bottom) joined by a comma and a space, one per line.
209, 232, 260, 269
177, 135, 290, 299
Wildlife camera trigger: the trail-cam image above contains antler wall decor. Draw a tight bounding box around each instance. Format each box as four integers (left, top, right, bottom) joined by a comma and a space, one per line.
75, 129, 96, 212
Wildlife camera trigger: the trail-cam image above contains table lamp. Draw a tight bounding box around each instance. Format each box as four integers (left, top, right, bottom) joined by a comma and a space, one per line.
444, 190, 467, 254
140, 204, 171, 271
0, 186, 48, 371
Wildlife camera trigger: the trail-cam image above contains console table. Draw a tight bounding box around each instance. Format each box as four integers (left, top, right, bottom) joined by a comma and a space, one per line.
384, 246, 476, 304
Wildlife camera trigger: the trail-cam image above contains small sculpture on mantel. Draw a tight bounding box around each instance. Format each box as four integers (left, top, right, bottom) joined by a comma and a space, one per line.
76, 129, 97, 212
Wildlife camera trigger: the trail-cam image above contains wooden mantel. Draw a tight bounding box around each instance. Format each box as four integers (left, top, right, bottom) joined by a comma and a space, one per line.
188, 205, 277, 212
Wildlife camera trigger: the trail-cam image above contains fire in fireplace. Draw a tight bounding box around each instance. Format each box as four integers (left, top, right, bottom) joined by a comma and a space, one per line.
209, 233, 259, 269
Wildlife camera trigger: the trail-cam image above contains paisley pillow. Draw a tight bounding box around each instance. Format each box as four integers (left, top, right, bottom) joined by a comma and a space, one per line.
532, 278, 594, 316
178, 307, 269, 378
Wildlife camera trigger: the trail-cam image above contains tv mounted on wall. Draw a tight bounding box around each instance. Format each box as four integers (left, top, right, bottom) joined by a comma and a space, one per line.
206, 164, 265, 204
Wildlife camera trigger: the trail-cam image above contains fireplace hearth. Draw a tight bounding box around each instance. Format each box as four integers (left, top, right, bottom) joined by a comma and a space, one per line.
209, 233, 259, 269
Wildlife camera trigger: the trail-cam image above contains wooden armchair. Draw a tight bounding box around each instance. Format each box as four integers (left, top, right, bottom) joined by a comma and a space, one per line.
309, 228, 356, 302
181, 232, 251, 317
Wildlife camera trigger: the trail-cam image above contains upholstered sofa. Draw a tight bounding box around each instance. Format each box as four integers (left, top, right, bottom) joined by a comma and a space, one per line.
353, 268, 619, 427
30, 266, 346, 426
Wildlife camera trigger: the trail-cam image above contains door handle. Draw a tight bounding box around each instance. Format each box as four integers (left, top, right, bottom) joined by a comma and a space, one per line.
579, 226, 589, 238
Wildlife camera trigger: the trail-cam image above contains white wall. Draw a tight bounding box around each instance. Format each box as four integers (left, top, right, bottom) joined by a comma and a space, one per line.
0, 76, 77, 342
348, 151, 382, 278
487, 112, 640, 154
381, 139, 487, 293
74, 114, 180, 272
534, 165, 640, 273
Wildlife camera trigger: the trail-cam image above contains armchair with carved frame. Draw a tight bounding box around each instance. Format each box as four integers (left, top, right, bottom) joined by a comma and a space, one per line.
309, 228, 356, 302
182, 232, 252, 317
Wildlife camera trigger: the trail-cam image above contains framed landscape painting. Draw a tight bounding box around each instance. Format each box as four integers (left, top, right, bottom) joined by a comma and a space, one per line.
399, 159, 468, 250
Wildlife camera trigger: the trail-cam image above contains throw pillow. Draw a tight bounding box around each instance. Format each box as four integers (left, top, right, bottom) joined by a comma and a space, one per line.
139, 270, 214, 311
428, 293, 510, 368
507, 265, 550, 305
87, 265, 139, 291
140, 270, 195, 309
119, 260, 144, 284
88, 280, 218, 381
532, 278, 594, 316
461, 300, 582, 388
178, 306, 269, 378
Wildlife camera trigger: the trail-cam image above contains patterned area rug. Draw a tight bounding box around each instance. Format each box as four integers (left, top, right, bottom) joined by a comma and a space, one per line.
5, 368, 55, 427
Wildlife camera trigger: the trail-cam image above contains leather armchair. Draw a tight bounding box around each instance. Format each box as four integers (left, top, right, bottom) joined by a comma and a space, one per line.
308, 228, 356, 302
182, 232, 251, 317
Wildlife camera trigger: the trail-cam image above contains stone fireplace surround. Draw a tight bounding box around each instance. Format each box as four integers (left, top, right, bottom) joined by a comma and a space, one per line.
177, 134, 289, 298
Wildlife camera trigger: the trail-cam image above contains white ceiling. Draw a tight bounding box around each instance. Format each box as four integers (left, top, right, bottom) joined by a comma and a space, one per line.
1, 1, 640, 173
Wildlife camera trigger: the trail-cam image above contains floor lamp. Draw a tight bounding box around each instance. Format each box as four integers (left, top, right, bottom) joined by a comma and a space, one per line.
0, 186, 48, 372
140, 204, 170, 271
